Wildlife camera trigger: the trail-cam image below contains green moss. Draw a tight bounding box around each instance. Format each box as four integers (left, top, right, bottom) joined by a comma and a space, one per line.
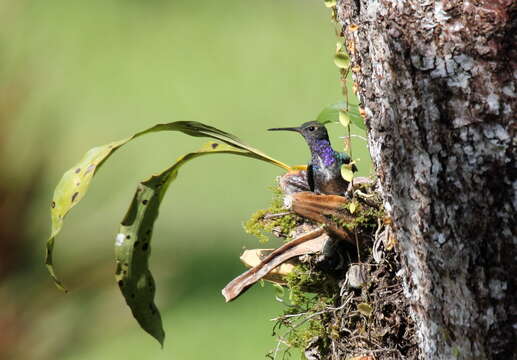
332, 202, 384, 233
244, 209, 271, 243
243, 185, 302, 243
271, 264, 334, 355
269, 184, 284, 207
284, 265, 327, 307
352, 205, 384, 229
246, 183, 386, 358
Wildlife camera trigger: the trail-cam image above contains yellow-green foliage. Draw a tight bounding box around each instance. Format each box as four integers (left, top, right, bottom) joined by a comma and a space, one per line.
333, 201, 383, 232
243, 186, 302, 243
276, 264, 334, 353
350, 205, 384, 230
244, 208, 271, 243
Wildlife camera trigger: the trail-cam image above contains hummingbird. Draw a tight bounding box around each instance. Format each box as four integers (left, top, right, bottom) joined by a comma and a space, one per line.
268, 121, 356, 195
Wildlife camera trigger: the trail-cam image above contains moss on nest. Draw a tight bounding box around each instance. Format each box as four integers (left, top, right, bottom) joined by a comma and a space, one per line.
270, 264, 335, 357
245, 182, 416, 359
242, 178, 416, 359
269, 238, 417, 360
243, 185, 303, 242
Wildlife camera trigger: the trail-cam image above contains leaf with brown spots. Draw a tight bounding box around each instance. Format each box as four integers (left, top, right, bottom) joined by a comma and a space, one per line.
46, 138, 131, 291
46, 121, 291, 291
114, 142, 267, 345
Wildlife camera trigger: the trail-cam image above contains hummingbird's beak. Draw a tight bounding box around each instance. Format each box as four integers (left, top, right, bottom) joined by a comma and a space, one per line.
267, 127, 301, 133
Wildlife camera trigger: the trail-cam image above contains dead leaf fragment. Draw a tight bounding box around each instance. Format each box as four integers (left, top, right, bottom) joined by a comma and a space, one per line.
348, 40, 356, 55
385, 231, 397, 250
240, 249, 296, 284
222, 228, 328, 302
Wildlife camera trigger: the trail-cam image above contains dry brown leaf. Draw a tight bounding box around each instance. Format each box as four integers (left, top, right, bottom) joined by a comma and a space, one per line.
222, 227, 328, 302
239, 249, 296, 284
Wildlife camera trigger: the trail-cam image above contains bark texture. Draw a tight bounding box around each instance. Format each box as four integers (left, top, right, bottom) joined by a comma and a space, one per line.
336, 0, 516, 358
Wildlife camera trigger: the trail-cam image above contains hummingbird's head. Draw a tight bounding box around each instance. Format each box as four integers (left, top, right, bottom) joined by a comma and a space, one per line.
268, 121, 329, 142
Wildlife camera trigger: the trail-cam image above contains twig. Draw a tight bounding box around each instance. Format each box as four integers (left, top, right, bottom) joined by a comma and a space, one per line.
264, 212, 292, 219
270, 311, 311, 322
354, 189, 376, 199
340, 134, 368, 141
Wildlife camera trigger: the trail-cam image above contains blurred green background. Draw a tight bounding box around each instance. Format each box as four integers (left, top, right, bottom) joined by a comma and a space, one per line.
0, 0, 370, 359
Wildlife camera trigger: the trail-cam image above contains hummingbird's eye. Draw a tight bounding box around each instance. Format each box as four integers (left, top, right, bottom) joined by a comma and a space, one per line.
308, 126, 316, 132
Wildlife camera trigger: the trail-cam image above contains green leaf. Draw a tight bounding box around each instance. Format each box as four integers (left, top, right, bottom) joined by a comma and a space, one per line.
316, 103, 342, 125
324, 0, 336, 8
315, 101, 365, 130
46, 121, 291, 291
339, 110, 350, 128
349, 200, 358, 214
115, 141, 256, 345
341, 165, 355, 182
334, 53, 349, 69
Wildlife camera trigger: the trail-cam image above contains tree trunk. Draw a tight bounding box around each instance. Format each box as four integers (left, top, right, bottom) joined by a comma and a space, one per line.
335, 0, 516, 358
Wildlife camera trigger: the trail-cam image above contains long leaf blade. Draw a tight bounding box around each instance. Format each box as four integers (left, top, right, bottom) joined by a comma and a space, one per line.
47, 121, 290, 290
114, 142, 259, 345
47, 138, 131, 290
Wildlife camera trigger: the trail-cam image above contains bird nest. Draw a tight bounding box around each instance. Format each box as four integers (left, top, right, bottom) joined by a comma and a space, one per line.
224, 170, 418, 360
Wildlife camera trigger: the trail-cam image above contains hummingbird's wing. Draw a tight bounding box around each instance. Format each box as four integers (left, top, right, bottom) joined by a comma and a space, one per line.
337, 152, 358, 172
307, 164, 315, 192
